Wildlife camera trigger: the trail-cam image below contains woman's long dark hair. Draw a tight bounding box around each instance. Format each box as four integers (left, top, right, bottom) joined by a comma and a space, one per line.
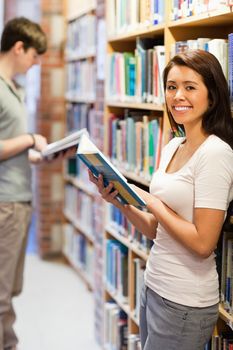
163, 49, 233, 149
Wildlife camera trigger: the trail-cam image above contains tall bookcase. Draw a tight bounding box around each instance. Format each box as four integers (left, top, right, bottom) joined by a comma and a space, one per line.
103, 1, 233, 349
63, 0, 106, 346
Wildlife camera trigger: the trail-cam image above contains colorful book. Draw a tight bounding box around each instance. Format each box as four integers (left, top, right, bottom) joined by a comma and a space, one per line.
77, 134, 146, 208
42, 128, 89, 158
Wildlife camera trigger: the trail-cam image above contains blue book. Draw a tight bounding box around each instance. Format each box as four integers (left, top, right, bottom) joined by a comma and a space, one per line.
77, 134, 146, 208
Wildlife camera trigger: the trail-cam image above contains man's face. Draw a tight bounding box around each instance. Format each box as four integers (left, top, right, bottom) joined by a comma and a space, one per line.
18, 47, 41, 74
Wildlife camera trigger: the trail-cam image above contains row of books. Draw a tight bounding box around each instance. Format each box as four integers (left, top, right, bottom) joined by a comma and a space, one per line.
106, 40, 165, 104
105, 239, 128, 303
106, 35, 233, 107
107, 204, 153, 255
107, 0, 165, 37
172, 37, 229, 79
66, 103, 94, 133
172, 35, 233, 107
65, 61, 96, 101
170, 0, 232, 21
108, 113, 163, 181
66, 103, 104, 150
66, 14, 96, 60
104, 302, 142, 349
205, 332, 233, 349
64, 184, 95, 236
128, 334, 141, 350
104, 302, 128, 350
63, 223, 94, 284
220, 231, 233, 314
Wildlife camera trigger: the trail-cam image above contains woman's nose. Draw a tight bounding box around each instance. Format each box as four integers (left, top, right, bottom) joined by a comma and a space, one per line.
174, 88, 185, 100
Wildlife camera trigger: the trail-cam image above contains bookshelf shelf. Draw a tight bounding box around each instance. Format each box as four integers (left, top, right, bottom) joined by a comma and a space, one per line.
64, 209, 95, 244
67, 3, 96, 22
106, 225, 149, 261
63, 252, 93, 291
107, 23, 165, 42
168, 10, 233, 28
65, 95, 96, 104
105, 286, 130, 315
65, 175, 96, 197
219, 304, 233, 330
65, 51, 96, 62
130, 311, 139, 327
106, 101, 164, 111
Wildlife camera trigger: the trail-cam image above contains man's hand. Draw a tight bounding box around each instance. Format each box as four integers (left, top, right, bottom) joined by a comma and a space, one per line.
28, 149, 43, 164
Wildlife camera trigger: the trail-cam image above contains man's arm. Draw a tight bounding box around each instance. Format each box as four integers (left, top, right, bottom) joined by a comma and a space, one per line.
0, 133, 47, 160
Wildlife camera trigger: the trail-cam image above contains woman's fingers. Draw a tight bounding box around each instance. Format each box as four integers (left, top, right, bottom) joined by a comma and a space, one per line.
88, 170, 119, 203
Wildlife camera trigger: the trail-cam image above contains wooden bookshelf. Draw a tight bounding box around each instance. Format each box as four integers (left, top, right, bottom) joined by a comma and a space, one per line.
64, 1, 106, 348
103, 1, 233, 348
63, 1, 233, 348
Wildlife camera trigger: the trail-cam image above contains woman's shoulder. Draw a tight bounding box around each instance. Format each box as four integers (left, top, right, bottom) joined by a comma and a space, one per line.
202, 134, 233, 155
196, 135, 233, 170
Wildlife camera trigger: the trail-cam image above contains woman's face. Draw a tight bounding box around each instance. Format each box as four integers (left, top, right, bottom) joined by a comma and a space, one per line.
165, 65, 209, 130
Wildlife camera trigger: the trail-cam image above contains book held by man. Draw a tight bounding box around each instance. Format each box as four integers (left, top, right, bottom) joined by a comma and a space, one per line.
77, 134, 146, 208
42, 128, 89, 158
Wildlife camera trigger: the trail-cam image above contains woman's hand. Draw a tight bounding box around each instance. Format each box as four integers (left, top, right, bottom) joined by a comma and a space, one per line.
88, 169, 123, 208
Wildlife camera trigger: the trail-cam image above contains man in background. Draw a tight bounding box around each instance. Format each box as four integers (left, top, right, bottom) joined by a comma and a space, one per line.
0, 17, 48, 350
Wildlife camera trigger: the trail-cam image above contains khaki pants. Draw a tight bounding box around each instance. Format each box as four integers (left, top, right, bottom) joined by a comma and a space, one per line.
0, 202, 32, 350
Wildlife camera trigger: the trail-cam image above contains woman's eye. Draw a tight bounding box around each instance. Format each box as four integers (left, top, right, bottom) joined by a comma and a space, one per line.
186, 86, 195, 91
166, 85, 176, 90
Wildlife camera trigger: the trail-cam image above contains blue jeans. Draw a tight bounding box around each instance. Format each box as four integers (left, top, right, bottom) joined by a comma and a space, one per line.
140, 284, 219, 350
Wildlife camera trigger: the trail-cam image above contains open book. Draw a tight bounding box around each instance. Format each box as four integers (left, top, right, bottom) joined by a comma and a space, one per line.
42, 128, 89, 158
77, 134, 146, 208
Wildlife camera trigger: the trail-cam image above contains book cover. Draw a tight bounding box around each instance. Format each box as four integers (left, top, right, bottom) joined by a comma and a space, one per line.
77, 134, 146, 208
42, 128, 89, 158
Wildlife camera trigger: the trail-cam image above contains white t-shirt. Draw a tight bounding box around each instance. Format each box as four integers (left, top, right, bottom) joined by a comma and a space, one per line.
145, 134, 233, 307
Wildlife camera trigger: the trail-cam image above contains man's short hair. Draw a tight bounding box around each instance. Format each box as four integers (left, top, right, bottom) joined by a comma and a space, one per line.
1, 17, 47, 54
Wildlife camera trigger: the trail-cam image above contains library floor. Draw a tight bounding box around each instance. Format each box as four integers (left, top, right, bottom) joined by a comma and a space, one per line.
13, 253, 101, 350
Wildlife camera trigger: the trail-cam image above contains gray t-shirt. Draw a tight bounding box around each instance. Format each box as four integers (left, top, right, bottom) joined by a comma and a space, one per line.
0, 77, 32, 201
